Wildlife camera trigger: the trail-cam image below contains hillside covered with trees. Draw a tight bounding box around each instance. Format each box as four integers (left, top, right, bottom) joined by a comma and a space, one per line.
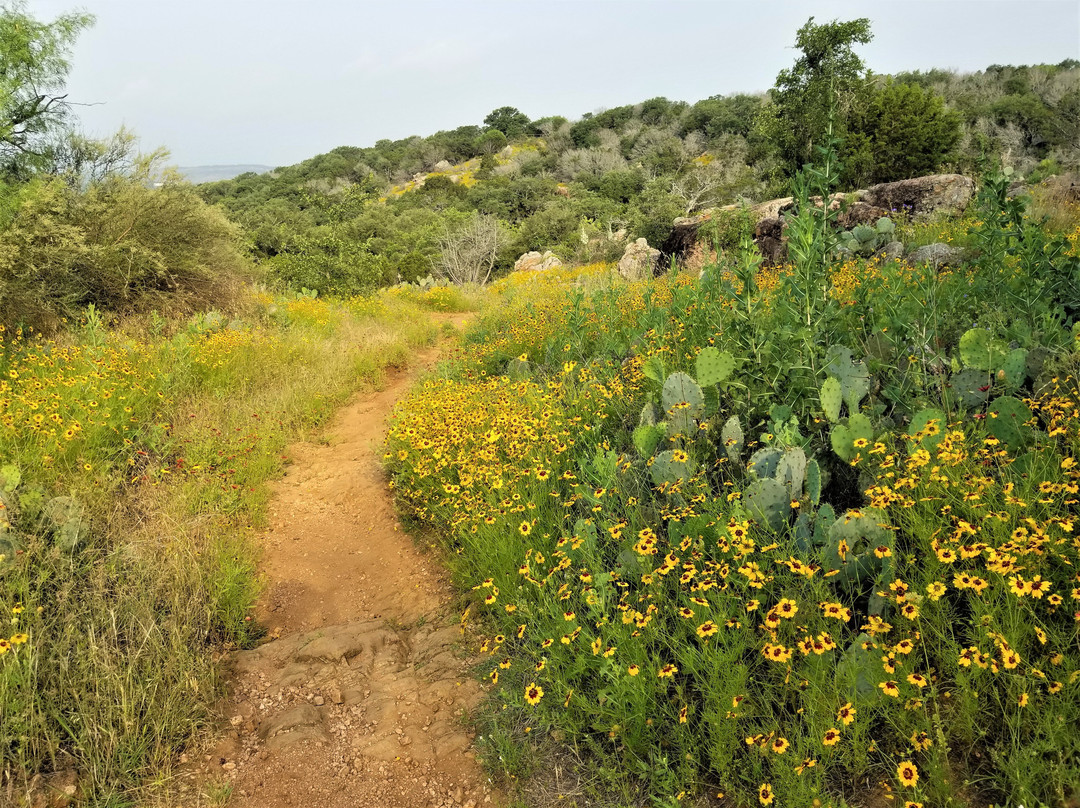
198, 17, 1079, 296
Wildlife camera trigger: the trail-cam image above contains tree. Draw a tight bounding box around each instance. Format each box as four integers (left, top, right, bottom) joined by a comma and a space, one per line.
0, 2, 94, 177
434, 213, 502, 285
482, 106, 531, 140
848, 81, 962, 184
766, 16, 873, 175
475, 127, 508, 156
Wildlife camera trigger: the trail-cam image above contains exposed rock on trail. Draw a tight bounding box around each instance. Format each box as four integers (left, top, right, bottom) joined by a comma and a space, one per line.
202, 315, 497, 808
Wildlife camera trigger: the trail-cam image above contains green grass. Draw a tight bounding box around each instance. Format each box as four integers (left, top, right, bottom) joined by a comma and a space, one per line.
387, 180, 1080, 807
0, 289, 437, 804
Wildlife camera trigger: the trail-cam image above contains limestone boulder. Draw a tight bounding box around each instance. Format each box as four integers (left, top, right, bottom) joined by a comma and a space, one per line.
618, 238, 661, 281
513, 250, 563, 273
861, 174, 975, 218
836, 201, 892, 229
907, 242, 968, 269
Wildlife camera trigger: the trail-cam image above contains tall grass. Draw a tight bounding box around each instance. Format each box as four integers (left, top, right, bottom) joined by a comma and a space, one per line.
0, 290, 436, 803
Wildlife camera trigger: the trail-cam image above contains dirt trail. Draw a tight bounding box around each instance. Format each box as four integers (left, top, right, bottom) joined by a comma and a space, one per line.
206, 314, 498, 808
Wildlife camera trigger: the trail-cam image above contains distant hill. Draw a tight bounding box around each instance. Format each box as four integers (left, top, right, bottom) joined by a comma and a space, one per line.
178, 164, 273, 184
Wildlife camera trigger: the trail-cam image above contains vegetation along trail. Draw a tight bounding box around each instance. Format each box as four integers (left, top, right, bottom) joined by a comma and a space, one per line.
207, 312, 498, 808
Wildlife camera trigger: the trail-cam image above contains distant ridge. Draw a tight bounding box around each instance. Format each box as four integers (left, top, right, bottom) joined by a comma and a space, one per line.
178, 164, 273, 184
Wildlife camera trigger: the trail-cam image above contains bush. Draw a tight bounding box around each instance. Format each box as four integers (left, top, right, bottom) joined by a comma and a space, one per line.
0, 163, 250, 334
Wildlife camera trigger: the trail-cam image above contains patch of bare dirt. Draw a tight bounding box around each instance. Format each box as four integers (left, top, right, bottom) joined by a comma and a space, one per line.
190, 314, 497, 808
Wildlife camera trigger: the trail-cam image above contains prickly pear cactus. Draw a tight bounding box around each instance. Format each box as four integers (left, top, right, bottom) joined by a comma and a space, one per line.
47, 495, 87, 554
633, 424, 665, 459
824, 507, 892, 588
747, 447, 782, 480
951, 368, 991, 409
695, 347, 735, 387
642, 356, 666, 387
775, 448, 807, 499
837, 217, 895, 257
1001, 348, 1028, 391
721, 415, 744, 465
507, 356, 530, 380
663, 372, 705, 436
908, 408, 947, 451
821, 376, 843, 423
744, 478, 791, 531
823, 345, 870, 414
987, 396, 1033, 449
958, 328, 1007, 372
662, 372, 705, 417
837, 632, 887, 701
650, 449, 693, 488
640, 402, 657, 427
830, 413, 873, 463
806, 459, 822, 506
958, 328, 991, 370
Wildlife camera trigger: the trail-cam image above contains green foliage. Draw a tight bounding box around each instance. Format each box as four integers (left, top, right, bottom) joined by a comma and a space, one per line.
0, 2, 93, 178
483, 106, 532, 139
387, 166, 1080, 807
0, 161, 250, 333
846, 80, 962, 185
837, 216, 895, 256
767, 16, 874, 175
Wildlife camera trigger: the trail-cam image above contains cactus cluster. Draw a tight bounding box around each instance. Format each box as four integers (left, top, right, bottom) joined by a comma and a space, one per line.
723, 415, 823, 531
0, 465, 87, 559
635, 347, 736, 488
821, 345, 873, 462
949, 328, 1037, 447
837, 217, 895, 257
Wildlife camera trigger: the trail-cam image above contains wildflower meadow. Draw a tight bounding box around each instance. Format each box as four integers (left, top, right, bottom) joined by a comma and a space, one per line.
386, 168, 1080, 808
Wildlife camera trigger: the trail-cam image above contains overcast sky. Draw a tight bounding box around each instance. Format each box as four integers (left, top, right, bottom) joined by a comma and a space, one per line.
26, 0, 1080, 168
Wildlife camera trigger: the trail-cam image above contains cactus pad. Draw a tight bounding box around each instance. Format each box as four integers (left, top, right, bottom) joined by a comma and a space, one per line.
1001, 348, 1028, 390
744, 478, 791, 531
632, 424, 665, 459
776, 447, 807, 499
650, 449, 693, 488
721, 415, 744, 464
748, 447, 782, 479
820, 376, 843, 423
806, 459, 822, 505
830, 413, 873, 463
662, 372, 705, 419
908, 408, 947, 451
959, 328, 1007, 371
987, 395, 1033, 448
951, 368, 991, 409
695, 347, 735, 387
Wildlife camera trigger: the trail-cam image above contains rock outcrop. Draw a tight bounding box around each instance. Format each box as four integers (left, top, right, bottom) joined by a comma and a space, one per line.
860, 174, 974, 219
661, 173, 977, 268
754, 218, 787, 266
907, 242, 968, 269
513, 250, 563, 272
618, 238, 660, 281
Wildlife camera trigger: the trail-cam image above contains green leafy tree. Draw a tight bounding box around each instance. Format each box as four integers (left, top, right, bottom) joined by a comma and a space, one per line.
848, 81, 962, 184
475, 127, 508, 155
0, 2, 94, 178
482, 106, 531, 140
765, 16, 873, 176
